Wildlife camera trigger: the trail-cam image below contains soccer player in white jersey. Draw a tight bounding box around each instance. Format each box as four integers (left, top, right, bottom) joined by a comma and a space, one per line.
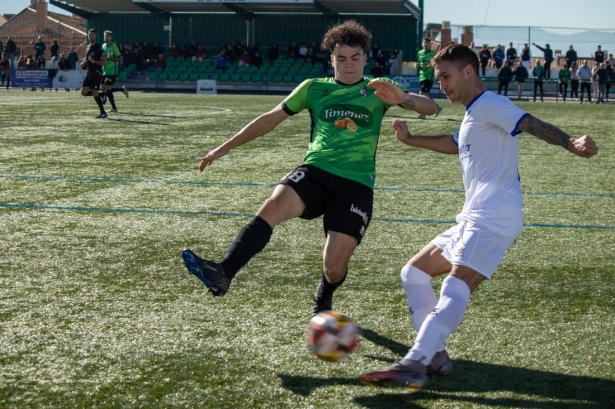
360, 43, 598, 390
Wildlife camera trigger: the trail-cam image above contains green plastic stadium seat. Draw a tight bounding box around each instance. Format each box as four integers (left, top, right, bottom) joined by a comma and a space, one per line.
189, 73, 199, 81
250, 74, 262, 82
118, 72, 128, 81
293, 75, 304, 83
282, 74, 294, 83
271, 74, 283, 83
168, 73, 179, 81
219, 74, 231, 82
230, 73, 242, 82
158, 72, 169, 81
148, 72, 158, 81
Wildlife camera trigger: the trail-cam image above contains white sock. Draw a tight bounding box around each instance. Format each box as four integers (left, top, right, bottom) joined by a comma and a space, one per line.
400, 265, 438, 332
404, 275, 471, 366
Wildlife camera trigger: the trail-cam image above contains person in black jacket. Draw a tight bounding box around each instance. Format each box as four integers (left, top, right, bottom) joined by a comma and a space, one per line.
565, 45, 577, 69
513, 61, 529, 99
533, 43, 553, 80
479, 45, 491, 76
497, 60, 513, 96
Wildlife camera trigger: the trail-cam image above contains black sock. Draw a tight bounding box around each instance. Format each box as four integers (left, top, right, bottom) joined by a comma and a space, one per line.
221, 216, 273, 280
94, 95, 105, 113
317, 269, 348, 300
107, 90, 116, 109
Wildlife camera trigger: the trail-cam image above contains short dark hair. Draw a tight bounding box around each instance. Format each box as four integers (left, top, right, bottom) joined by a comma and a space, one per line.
432, 43, 480, 75
88, 28, 96, 34
321, 20, 371, 52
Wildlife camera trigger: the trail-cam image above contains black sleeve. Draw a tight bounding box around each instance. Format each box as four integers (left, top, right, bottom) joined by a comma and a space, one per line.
281, 103, 298, 116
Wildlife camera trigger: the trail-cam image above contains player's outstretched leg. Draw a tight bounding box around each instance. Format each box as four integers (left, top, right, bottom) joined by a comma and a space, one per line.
182, 249, 230, 296
360, 360, 427, 390
122, 86, 129, 99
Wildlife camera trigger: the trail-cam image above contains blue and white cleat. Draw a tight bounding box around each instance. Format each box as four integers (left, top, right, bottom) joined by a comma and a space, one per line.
181, 249, 230, 296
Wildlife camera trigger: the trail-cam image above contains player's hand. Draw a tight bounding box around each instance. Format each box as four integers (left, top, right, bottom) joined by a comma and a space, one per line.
392, 119, 411, 143
568, 135, 598, 158
368, 79, 407, 105
80, 61, 87, 69
199, 146, 228, 172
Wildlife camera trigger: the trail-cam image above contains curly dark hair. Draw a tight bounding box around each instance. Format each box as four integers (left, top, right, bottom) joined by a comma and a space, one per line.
321, 20, 371, 52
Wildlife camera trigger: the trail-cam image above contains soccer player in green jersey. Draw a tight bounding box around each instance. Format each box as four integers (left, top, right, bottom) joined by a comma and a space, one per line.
182, 20, 437, 315
101, 30, 129, 113
417, 38, 443, 119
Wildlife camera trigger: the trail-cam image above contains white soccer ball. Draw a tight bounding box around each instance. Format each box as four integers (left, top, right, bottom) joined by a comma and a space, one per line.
307, 311, 361, 362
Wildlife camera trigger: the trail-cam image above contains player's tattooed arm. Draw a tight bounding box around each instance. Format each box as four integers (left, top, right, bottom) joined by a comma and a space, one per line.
518, 114, 599, 158
518, 114, 570, 149
400, 97, 416, 110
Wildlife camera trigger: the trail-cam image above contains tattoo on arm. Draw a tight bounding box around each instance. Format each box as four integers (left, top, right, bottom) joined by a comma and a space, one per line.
519, 115, 570, 150
400, 97, 416, 111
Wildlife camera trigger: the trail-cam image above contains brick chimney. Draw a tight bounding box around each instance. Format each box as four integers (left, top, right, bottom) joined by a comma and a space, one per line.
461, 26, 474, 46
440, 21, 451, 48
35, 0, 48, 30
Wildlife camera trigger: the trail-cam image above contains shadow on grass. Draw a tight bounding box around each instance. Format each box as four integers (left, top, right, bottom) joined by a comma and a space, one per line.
105, 117, 172, 125
114, 112, 182, 119
279, 329, 615, 408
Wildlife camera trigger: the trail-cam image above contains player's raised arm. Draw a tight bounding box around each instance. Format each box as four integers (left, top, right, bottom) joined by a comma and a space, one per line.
393, 119, 458, 154
517, 114, 598, 158
199, 103, 290, 171
368, 79, 437, 116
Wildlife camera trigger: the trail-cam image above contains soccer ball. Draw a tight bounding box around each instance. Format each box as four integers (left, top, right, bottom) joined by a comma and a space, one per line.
307, 311, 361, 362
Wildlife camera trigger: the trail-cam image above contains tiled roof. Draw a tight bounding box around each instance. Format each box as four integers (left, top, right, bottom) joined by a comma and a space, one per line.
0, 7, 86, 40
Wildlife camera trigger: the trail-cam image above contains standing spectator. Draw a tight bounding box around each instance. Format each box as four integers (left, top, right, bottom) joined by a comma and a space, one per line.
577, 60, 593, 103
369, 62, 383, 77
252, 52, 263, 69
594, 63, 609, 104
0, 53, 11, 89
591, 64, 599, 103
238, 50, 252, 68
479, 45, 491, 76
369, 43, 381, 59
532, 60, 544, 102
606, 53, 615, 67
58, 53, 70, 70
506, 41, 517, 65
267, 43, 280, 63
34, 36, 46, 59
605, 62, 613, 102
520, 43, 531, 70
513, 61, 529, 99
50, 40, 59, 59
27, 56, 37, 70
469, 42, 478, 56
565, 45, 577, 69
569, 61, 580, 100
192, 45, 205, 63
497, 60, 513, 96
594, 45, 604, 64
492, 45, 504, 69
67, 47, 79, 69
5, 36, 16, 69
558, 64, 571, 101
532, 43, 553, 80
298, 43, 308, 59
417, 37, 443, 119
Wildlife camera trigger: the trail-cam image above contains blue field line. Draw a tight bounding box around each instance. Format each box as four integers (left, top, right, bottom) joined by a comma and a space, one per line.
1, 174, 614, 198
2, 203, 614, 230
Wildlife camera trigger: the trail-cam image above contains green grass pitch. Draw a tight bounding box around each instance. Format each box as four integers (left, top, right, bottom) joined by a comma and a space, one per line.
0, 91, 613, 408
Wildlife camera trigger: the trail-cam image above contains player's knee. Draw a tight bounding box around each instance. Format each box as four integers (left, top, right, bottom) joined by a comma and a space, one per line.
323, 265, 346, 283
400, 264, 432, 286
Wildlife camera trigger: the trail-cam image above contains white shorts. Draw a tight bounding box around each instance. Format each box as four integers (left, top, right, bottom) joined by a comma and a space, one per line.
431, 221, 517, 279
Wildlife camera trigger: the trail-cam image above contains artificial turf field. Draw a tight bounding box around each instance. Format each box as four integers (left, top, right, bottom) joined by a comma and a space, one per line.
0, 91, 613, 408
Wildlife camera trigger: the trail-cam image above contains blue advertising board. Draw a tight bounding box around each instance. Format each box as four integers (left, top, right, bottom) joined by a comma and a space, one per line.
385, 75, 421, 94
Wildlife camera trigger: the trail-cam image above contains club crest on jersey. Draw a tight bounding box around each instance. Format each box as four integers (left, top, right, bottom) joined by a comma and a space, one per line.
360, 87, 368, 97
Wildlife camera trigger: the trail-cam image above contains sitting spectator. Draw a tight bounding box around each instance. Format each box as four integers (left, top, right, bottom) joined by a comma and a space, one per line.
168, 42, 179, 58
305, 46, 317, 65
192, 45, 205, 63
58, 53, 70, 70
142, 41, 151, 64
248, 41, 259, 58
18, 56, 27, 69
369, 43, 381, 60
286, 42, 299, 61
237, 40, 248, 56
27, 56, 37, 70
298, 43, 308, 59
376, 50, 388, 66
48, 56, 58, 69
389, 48, 400, 64
155, 54, 167, 69
189, 40, 199, 56
267, 43, 280, 63
67, 47, 79, 70
252, 52, 263, 69
179, 44, 189, 60
369, 62, 383, 77
217, 42, 226, 56
238, 50, 252, 68
215, 55, 228, 72
225, 45, 237, 65
382, 61, 391, 75
36, 55, 46, 69
150, 41, 162, 61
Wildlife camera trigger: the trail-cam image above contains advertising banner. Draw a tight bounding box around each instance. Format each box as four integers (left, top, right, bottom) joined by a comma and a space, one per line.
12, 70, 53, 88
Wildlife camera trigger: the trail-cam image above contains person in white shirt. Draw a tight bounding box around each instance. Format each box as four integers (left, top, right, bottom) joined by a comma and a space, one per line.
577, 60, 593, 103
360, 43, 598, 390
298, 43, 308, 59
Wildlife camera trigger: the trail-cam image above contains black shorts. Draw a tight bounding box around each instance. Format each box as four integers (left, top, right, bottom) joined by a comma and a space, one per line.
420, 80, 434, 93
102, 75, 117, 86
279, 164, 373, 244
82, 71, 102, 90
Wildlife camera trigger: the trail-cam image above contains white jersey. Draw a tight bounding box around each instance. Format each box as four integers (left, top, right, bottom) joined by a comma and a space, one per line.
453, 91, 529, 238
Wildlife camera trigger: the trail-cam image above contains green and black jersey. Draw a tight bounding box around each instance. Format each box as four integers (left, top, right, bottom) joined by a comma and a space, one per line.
282, 77, 407, 189
102, 42, 121, 77
417, 49, 437, 81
